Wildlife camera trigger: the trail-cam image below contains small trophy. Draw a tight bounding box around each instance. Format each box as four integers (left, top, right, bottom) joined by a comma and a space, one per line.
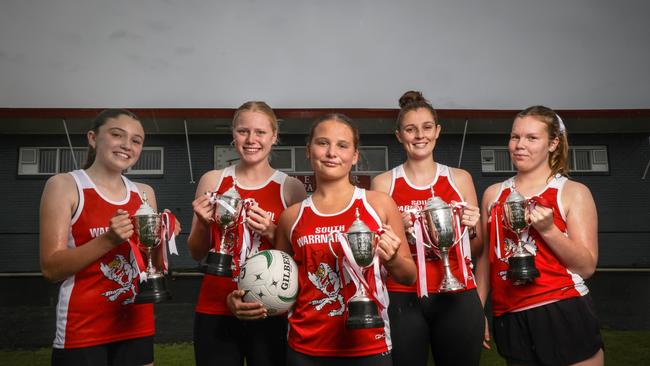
503, 190, 540, 285
421, 196, 465, 292
132, 193, 171, 304
201, 182, 242, 277
343, 209, 384, 329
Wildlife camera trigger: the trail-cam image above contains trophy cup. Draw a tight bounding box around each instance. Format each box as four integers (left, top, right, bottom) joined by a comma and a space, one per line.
133, 192, 171, 304
343, 209, 384, 329
503, 189, 540, 285
421, 196, 465, 292
201, 182, 242, 277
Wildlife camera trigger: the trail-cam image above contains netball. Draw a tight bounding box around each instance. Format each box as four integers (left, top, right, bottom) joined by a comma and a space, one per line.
238, 249, 298, 315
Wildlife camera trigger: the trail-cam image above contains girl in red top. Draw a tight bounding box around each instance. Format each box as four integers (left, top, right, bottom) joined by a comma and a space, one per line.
372, 91, 485, 366
478, 106, 604, 366
40, 109, 180, 366
274, 114, 416, 366
188, 101, 307, 366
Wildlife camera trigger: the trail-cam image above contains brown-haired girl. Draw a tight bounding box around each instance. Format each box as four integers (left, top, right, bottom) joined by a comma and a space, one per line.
274, 114, 416, 366
40, 109, 180, 366
371, 91, 485, 366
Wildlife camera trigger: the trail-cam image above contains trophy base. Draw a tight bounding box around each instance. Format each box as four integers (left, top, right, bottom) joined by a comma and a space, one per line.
507, 255, 540, 285
346, 299, 384, 329
135, 274, 172, 304
201, 252, 233, 277
438, 275, 466, 293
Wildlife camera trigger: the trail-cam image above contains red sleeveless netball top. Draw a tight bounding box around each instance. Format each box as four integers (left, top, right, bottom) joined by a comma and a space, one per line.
195, 165, 288, 315
488, 175, 588, 316
288, 187, 391, 357
53, 170, 153, 349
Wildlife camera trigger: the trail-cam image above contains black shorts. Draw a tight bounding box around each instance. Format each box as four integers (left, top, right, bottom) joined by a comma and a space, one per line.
286, 347, 392, 366
194, 312, 287, 366
493, 295, 604, 366
51, 336, 153, 366
388, 289, 485, 366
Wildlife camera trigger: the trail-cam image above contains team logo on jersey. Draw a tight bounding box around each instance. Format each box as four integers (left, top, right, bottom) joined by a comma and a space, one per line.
307, 262, 345, 316
99, 253, 138, 304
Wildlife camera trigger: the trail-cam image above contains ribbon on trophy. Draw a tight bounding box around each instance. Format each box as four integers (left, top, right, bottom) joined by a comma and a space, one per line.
160, 211, 178, 274
404, 208, 432, 298
127, 232, 149, 282
327, 230, 389, 311
236, 198, 258, 271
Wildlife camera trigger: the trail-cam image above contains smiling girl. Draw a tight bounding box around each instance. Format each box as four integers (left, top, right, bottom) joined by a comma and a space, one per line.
188, 101, 306, 366
40, 109, 180, 366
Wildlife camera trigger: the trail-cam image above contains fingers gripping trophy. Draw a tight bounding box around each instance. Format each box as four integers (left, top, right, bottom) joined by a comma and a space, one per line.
502, 189, 540, 285
201, 181, 243, 277
130, 192, 179, 304
420, 194, 467, 292
330, 209, 386, 329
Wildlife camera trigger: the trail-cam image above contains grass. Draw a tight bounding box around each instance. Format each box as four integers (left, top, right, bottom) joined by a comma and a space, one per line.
0, 330, 648, 365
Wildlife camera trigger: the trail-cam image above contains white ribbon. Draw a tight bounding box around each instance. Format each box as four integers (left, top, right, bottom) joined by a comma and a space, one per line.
238, 198, 257, 268
405, 209, 429, 298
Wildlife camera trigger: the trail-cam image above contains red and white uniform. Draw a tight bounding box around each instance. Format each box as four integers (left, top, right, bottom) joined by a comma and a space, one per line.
386, 163, 476, 294
288, 187, 391, 357
488, 175, 589, 317
195, 166, 288, 315
53, 170, 153, 349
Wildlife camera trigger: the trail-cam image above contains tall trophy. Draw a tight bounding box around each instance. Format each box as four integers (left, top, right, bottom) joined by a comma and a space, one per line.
503, 189, 539, 285
342, 209, 384, 329
201, 182, 242, 277
132, 192, 171, 304
421, 196, 465, 292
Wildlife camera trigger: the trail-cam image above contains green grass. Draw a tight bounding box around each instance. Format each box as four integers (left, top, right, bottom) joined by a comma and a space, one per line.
0, 330, 648, 365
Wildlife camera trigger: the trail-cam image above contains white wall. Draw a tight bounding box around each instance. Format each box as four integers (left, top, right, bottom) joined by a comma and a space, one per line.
1, 0, 649, 109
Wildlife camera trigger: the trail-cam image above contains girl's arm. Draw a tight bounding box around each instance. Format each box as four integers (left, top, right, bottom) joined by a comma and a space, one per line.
40, 174, 135, 282
187, 170, 221, 261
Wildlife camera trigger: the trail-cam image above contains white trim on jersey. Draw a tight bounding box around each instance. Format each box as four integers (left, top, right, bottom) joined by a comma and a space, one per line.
288, 200, 307, 245
53, 275, 74, 348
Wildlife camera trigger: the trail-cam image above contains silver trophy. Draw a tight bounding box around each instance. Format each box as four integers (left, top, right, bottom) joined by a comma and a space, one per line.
133, 192, 171, 304
201, 182, 242, 277
503, 189, 539, 285
344, 209, 384, 329
421, 196, 465, 292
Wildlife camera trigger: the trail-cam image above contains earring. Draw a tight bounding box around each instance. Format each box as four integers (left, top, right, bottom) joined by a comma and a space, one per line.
230, 140, 235, 147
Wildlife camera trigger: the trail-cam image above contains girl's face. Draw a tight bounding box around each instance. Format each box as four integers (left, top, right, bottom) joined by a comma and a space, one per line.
396, 108, 441, 160
232, 111, 277, 166
307, 119, 358, 182
509, 116, 559, 173
88, 115, 144, 172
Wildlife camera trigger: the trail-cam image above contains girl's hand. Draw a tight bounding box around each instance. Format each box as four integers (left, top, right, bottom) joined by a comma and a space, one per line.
192, 193, 215, 226
246, 204, 276, 240
105, 209, 134, 246
376, 224, 401, 263
527, 204, 555, 234
461, 204, 481, 229
226, 289, 268, 320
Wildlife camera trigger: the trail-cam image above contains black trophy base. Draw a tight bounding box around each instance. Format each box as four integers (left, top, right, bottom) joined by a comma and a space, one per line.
135, 274, 172, 304
201, 252, 233, 277
346, 300, 384, 329
507, 255, 540, 285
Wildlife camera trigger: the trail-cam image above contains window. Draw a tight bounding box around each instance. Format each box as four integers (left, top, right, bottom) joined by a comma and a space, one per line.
18, 147, 163, 175
214, 146, 389, 173
481, 146, 609, 173
18, 147, 87, 175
